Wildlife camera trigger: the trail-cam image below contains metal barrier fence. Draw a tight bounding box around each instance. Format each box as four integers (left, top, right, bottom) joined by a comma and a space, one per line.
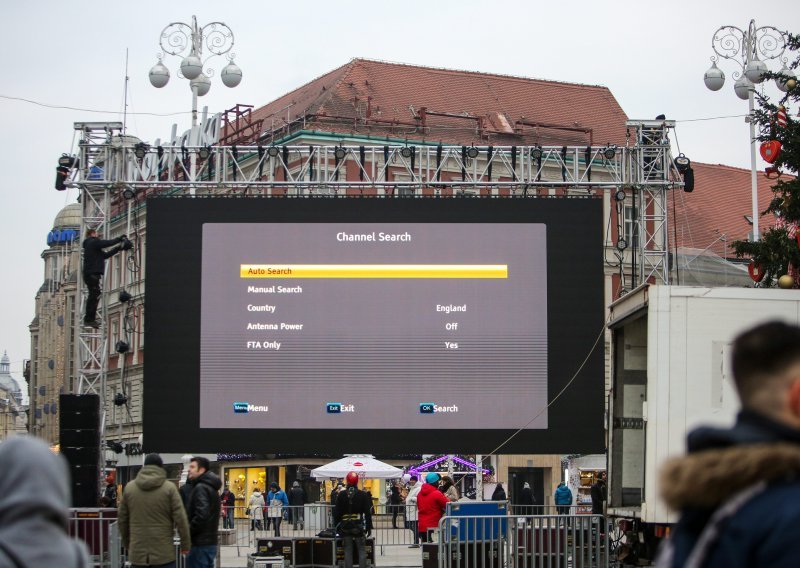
508, 505, 592, 516
67, 508, 119, 567
438, 514, 609, 568
69, 504, 609, 566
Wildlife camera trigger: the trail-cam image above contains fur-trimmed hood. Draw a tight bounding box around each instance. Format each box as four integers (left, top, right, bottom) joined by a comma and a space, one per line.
661, 442, 800, 510
661, 410, 800, 511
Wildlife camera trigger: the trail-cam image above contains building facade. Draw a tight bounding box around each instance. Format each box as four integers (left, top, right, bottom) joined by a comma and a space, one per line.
0, 351, 28, 439
28, 203, 81, 443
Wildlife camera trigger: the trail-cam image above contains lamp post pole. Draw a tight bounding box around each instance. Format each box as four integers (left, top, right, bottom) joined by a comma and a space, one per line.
704, 20, 790, 242
148, 16, 243, 191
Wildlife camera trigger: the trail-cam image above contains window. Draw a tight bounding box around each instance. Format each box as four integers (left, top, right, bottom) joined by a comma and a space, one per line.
113, 252, 123, 290
139, 307, 144, 348
623, 205, 640, 249
110, 317, 119, 356
50, 255, 61, 283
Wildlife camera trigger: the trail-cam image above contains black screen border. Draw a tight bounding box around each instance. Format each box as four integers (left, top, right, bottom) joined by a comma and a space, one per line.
144, 196, 605, 454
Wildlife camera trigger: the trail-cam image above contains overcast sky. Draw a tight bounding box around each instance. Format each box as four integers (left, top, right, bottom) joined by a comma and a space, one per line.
1, 1, 799, 376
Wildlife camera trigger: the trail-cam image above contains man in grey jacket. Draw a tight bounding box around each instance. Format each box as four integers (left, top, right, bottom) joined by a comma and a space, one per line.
0, 436, 89, 567
119, 453, 191, 567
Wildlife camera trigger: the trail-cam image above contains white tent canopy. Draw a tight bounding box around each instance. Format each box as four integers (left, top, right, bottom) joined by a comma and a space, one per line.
311, 454, 403, 480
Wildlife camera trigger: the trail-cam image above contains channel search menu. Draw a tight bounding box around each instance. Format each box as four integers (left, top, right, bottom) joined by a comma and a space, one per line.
200, 222, 548, 430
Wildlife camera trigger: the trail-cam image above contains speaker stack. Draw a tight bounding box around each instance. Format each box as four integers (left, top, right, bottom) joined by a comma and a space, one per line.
59, 394, 101, 507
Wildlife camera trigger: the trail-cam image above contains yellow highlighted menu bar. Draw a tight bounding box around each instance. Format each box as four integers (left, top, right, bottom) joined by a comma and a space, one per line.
240, 264, 508, 279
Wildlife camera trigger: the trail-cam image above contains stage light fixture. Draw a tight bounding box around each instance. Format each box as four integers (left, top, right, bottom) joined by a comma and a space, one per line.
466, 146, 479, 159
334, 147, 347, 160
530, 146, 543, 160
267, 146, 280, 158
603, 145, 617, 160
113, 393, 128, 406
198, 146, 211, 160
400, 146, 413, 159
118, 291, 132, 303
674, 153, 691, 173
133, 143, 148, 160
122, 187, 136, 200
614, 189, 626, 202
115, 340, 130, 354
616, 238, 628, 251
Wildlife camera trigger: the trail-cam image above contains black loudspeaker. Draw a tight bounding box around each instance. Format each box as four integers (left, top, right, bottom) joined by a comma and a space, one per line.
60, 394, 101, 429
60, 428, 100, 447
71, 467, 101, 509
59, 394, 101, 507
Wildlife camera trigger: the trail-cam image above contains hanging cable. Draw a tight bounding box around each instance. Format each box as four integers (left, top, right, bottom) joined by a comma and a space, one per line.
483, 313, 610, 458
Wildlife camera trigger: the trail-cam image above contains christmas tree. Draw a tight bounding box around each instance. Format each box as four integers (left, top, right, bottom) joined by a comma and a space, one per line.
733, 33, 800, 287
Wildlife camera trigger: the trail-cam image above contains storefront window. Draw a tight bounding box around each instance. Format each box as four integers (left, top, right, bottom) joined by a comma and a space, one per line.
224, 467, 267, 518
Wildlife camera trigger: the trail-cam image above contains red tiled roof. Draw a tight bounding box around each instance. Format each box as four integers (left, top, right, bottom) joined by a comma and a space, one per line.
248, 59, 781, 259
250, 58, 629, 146
672, 162, 778, 257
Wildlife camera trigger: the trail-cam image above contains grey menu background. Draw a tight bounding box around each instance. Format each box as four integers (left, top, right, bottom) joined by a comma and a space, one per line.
200, 223, 547, 429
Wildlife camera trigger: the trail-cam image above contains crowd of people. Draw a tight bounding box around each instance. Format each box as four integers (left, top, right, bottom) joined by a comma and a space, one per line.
7, 321, 798, 567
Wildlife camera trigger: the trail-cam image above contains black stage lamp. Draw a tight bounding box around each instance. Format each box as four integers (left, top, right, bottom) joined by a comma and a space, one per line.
133, 143, 148, 160
674, 153, 691, 173
603, 145, 617, 160
267, 146, 280, 158
466, 146, 479, 159
115, 340, 130, 354
113, 393, 128, 406
530, 146, 543, 160
334, 146, 347, 160
400, 146, 413, 159
614, 189, 626, 202
118, 290, 132, 303
198, 146, 211, 160
122, 187, 136, 200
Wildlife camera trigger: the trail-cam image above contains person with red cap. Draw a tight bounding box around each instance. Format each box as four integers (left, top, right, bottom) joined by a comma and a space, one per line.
333, 472, 373, 568
416, 472, 449, 543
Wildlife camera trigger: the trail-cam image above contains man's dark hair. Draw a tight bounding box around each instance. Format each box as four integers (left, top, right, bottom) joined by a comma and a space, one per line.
410, 475, 418, 482
732, 321, 800, 405
191, 456, 211, 472
144, 453, 163, 467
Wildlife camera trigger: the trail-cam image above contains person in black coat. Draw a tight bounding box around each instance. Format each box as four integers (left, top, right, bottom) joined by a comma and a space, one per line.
590, 475, 606, 515
334, 473, 373, 568
491, 483, 506, 501
389, 485, 403, 528
220, 487, 236, 529
657, 321, 800, 567
288, 481, 306, 529
82, 228, 126, 327
185, 457, 222, 567
517, 481, 535, 514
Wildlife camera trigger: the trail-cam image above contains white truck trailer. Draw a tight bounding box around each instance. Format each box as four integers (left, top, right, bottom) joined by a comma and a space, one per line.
606, 284, 800, 560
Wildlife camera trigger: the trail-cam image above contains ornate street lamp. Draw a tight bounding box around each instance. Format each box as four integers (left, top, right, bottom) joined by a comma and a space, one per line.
148, 16, 242, 128
703, 20, 788, 241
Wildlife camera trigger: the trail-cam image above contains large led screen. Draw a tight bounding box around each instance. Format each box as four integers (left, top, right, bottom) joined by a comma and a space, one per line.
145, 197, 604, 454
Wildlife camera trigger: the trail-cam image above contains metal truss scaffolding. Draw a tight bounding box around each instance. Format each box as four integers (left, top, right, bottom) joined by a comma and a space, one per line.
73, 123, 123, 414
70, 118, 681, 404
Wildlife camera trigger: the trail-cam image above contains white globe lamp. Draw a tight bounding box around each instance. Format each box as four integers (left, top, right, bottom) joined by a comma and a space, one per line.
148, 61, 170, 88
221, 61, 243, 88
703, 61, 725, 91
190, 73, 211, 96
180, 54, 203, 80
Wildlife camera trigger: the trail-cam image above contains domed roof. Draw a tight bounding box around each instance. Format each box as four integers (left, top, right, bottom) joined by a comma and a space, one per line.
53, 203, 81, 230
0, 350, 25, 405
